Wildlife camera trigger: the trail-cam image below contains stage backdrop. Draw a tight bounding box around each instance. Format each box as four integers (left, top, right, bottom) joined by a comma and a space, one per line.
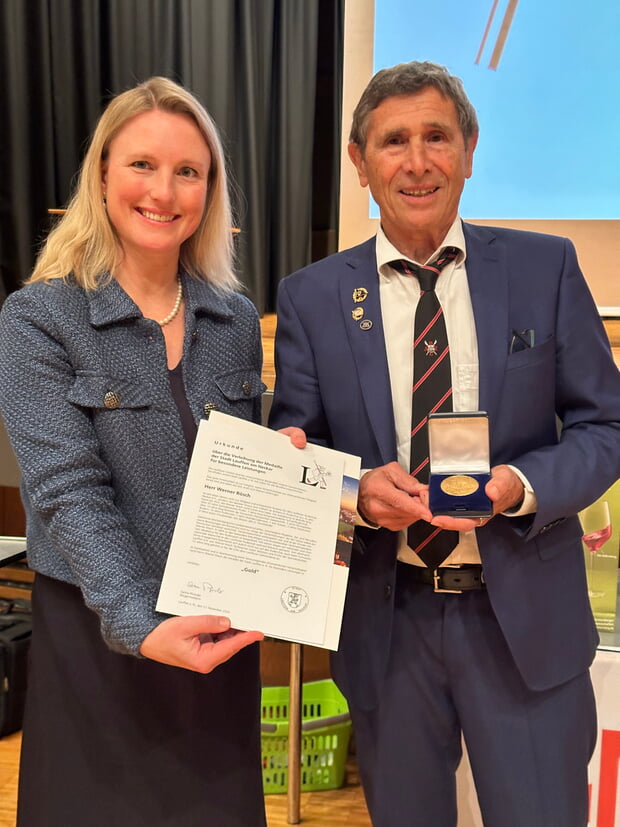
339, 0, 620, 310
0, 0, 344, 315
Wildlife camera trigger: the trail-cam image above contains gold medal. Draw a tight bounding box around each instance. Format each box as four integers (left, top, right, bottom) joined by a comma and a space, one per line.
440, 475, 480, 496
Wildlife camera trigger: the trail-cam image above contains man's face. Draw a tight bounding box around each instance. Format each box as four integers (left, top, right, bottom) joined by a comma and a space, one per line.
349, 87, 477, 262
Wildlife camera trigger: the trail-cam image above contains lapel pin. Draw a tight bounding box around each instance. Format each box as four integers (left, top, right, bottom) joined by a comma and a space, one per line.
360, 319, 373, 331
352, 287, 368, 303
352, 307, 364, 321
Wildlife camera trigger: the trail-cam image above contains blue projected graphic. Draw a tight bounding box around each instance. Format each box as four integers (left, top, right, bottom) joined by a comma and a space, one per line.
372, 0, 620, 219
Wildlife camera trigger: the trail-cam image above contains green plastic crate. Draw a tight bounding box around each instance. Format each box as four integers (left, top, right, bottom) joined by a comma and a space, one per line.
261, 679, 352, 794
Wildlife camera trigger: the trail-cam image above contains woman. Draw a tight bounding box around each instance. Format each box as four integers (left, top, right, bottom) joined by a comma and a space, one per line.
0, 77, 269, 826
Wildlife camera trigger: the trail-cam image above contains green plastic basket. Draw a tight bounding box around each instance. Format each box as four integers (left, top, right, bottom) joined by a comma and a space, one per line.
261, 679, 352, 794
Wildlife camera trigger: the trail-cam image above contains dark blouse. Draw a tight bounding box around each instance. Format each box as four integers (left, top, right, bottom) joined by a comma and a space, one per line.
168, 361, 197, 458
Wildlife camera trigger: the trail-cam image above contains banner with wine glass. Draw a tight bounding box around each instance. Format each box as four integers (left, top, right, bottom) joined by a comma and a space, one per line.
580, 480, 620, 632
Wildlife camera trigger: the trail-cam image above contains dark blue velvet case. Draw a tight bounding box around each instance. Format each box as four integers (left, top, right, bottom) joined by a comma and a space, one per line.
428, 473, 492, 516
428, 412, 493, 517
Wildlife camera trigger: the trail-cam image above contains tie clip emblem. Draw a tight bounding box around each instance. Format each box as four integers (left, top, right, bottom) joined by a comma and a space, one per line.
352, 287, 368, 303
424, 340, 438, 356
351, 307, 364, 321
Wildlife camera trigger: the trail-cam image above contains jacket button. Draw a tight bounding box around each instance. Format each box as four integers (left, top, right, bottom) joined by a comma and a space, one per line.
104, 391, 121, 409
384, 583, 392, 599
242, 380, 251, 396
203, 402, 218, 418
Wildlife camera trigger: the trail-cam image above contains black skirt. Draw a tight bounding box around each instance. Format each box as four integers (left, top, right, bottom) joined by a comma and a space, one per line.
18, 574, 267, 827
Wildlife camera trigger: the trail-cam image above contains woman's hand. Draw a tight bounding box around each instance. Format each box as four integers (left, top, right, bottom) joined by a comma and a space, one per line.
278, 426, 307, 449
139, 615, 263, 673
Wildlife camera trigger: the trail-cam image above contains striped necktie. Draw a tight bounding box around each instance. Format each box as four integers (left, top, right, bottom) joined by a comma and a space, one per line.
390, 247, 459, 568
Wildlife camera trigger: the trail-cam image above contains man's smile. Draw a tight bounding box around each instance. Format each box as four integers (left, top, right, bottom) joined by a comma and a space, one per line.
400, 186, 439, 197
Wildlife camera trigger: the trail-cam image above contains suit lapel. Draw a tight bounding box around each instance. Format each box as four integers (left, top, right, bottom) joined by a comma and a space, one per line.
463, 223, 508, 425
338, 240, 397, 464
336, 227, 509, 463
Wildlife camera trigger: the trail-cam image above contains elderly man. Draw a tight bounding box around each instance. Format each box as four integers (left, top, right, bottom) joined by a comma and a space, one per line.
269, 61, 620, 826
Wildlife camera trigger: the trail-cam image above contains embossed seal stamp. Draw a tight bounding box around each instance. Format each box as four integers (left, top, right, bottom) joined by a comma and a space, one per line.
280, 586, 309, 613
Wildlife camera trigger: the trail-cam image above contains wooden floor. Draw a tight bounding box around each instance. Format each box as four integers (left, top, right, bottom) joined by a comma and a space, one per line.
0, 730, 371, 827
0, 733, 19, 827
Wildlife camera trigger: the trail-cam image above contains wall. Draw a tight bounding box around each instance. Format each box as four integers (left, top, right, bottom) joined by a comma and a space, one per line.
339, 0, 620, 310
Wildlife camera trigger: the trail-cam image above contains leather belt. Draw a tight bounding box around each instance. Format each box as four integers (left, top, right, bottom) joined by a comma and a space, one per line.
397, 561, 485, 593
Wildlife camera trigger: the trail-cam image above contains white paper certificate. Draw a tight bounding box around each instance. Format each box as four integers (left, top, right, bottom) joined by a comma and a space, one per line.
156, 412, 361, 649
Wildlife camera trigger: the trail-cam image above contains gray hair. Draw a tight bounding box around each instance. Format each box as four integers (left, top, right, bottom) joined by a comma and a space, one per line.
350, 61, 479, 150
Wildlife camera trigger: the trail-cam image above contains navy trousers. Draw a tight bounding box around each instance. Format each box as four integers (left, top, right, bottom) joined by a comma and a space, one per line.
349, 563, 596, 827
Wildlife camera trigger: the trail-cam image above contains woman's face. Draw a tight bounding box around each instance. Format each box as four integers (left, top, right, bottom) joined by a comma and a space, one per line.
101, 109, 211, 265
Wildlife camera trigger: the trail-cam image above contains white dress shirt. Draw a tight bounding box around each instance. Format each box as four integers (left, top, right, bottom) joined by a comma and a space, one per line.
374, 218, 535, 566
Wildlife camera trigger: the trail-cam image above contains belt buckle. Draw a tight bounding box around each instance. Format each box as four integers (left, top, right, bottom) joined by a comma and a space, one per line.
433, 565, 463, 594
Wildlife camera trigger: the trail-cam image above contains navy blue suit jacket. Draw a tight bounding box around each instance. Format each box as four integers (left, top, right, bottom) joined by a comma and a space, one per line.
270, 223, 620, 710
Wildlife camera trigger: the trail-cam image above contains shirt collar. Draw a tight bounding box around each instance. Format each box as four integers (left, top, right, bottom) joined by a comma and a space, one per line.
376, 216, 467, 278
88, 270, 236, 327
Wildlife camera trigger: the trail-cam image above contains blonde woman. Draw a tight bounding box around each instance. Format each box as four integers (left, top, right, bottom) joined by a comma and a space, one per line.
0, 77, 268, 826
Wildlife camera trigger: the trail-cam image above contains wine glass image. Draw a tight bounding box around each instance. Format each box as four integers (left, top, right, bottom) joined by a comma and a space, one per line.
582, 501, 612, 556
581, 499, 612, 600
580, 496, 620, 626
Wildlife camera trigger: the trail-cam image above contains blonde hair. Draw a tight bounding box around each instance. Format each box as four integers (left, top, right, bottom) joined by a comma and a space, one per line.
29, 77, 238, 291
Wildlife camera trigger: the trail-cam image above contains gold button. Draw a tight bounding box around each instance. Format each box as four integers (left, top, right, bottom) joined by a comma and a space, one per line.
242, 380, 251, 396
203, 402, 218, 418
104, 391, 121, 409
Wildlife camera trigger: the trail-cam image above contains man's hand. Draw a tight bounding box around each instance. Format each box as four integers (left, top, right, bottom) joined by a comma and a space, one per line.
139, 615, 263, 673
485, 464, 525, 513
358, 462, 432, 530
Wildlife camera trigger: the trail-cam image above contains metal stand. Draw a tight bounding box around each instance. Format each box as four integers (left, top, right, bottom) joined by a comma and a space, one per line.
287, 643, 304, 824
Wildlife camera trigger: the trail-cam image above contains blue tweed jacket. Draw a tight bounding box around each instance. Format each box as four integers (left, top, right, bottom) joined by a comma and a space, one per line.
0, 272, 265, 655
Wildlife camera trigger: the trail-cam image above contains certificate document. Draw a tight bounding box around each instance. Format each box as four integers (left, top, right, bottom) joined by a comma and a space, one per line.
156, 412, 361, 649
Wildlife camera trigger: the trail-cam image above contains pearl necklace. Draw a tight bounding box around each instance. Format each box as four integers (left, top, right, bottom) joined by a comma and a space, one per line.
157, 276, 183, 326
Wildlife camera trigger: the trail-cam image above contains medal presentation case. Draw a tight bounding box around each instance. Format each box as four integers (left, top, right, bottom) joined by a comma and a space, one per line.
428, 412, 492, 518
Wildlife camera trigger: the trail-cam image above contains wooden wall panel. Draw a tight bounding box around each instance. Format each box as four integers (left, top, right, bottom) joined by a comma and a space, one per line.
0, 487, 25, 537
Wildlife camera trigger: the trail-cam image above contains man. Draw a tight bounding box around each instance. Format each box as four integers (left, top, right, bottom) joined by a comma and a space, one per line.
269, 61, 620, 826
